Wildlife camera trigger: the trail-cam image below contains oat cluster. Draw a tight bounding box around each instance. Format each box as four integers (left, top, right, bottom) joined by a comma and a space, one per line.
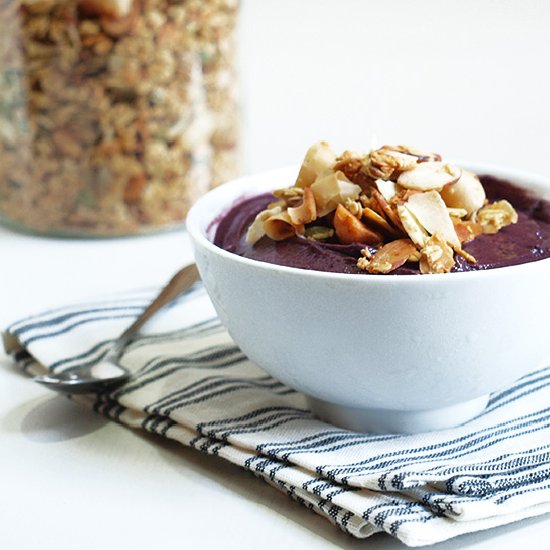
246, 142, 519, 274
0, 0, 239, 235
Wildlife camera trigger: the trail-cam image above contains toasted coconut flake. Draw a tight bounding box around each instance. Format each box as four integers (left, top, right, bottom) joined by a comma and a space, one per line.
397, 161, 461, 191
310, 171, 362, 216
440, 170, 486, 215
367, 239, 418, 274
264, 211, 304, 241
295, 141, 337, 187
476, 200, 518, 234
333, 204, 383, 246
245, 205, 283, 245
288, 187, 317, 225
419, 234, 455, 274
405, 191, 461, 248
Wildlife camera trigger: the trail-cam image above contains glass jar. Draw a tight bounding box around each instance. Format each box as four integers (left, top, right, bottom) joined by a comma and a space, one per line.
0, 0, 239, 236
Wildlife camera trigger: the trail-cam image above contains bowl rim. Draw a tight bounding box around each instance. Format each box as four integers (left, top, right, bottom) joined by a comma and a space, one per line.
187, 161, 550, 285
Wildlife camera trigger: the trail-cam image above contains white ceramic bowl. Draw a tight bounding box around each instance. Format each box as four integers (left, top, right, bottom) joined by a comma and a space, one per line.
187, 163, 550, 433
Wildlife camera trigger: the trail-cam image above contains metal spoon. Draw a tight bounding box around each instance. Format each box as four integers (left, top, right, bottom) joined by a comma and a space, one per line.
33, 263, 200, 394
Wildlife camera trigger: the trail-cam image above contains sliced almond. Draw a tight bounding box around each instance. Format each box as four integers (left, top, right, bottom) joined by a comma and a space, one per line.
440, 170, 486, 215
333, 204, 383, 246
287, 187, 317, 225
362, 206, 400, 236
383, 145, 441, 163
374, 178, 397, 201
295, 141, 337, 188
397, 161, 461, 191
405, 191, 461, 248
310, 171, 362, 216
372, 189, 406, 233
397, 203, 428, 247
367, 239, 418, 274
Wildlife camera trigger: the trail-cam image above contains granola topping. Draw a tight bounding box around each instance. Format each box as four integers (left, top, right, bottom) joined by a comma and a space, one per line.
0, 0, 240, 235
245, 142, 521, 274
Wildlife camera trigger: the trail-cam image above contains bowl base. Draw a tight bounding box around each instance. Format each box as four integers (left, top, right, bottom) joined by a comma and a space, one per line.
307, 394, 490, 434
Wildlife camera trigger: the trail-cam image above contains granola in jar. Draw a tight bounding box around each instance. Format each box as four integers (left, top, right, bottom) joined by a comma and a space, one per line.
0, 0, 239, 235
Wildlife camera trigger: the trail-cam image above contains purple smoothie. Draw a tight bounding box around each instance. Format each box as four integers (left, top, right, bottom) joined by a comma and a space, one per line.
213, 175, 550, 275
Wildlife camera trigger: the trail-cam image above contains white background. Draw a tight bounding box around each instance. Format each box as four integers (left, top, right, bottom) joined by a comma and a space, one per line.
238, 0, 550, 177
1, 1, 550, 549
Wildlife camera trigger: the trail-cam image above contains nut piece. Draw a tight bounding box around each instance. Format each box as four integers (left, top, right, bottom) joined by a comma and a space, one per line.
419, 234, 455, 274
333, 204, 383, 246
366, 239, 418, 274
362, 206, 399, 235
384, 145, 442, 163
371, 189, 406, 233
440, 170, 486, 215
397, 161, 462, 191
375, 178, 397, 201
405, 191, 461, 249
396, 203, 428, 247
476, 200, 518, 234
295, 141, 337, 187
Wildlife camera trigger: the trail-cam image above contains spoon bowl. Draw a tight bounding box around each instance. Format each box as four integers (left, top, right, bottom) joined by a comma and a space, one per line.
33, 263, 200, 394
34, 362, 130, 394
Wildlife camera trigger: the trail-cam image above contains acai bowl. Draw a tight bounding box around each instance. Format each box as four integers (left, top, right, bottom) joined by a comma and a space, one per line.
186, 143, 550, 433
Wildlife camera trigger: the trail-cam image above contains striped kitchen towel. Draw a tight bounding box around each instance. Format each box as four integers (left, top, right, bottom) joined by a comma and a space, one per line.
4, 281, 550, 547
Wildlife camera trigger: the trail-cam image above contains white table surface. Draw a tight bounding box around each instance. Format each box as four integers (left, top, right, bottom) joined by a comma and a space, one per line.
1, 228, 549, 550
2, 1, 550, 548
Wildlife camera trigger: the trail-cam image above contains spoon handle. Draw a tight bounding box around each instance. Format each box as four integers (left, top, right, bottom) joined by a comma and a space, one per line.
112, 263, 200, 359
